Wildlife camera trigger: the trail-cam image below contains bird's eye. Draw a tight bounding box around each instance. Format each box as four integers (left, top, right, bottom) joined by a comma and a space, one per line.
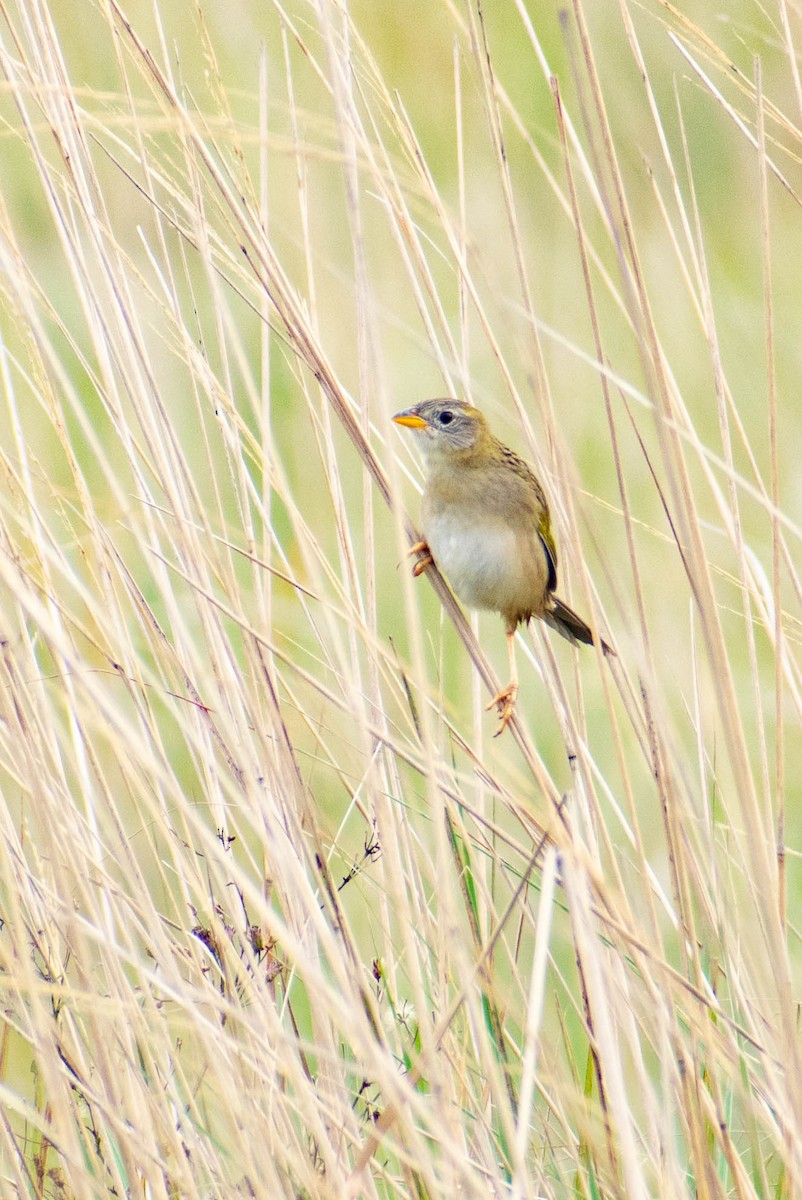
438, 411, 454, 426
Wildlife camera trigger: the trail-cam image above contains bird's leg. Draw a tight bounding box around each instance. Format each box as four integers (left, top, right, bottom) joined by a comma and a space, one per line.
409, 540, 434, 577
486, 628, 518, 736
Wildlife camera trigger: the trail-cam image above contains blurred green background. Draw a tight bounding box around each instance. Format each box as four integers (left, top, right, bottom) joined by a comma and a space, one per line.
2, 0, 801, 853
0, 2, 801, 1192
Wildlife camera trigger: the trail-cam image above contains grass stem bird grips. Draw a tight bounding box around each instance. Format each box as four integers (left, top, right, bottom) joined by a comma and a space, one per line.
393, 399, 613, 734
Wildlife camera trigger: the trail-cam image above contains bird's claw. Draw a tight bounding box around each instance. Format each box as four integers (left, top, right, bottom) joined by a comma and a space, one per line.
486, 682, 518, 736
409, 541, 434, 577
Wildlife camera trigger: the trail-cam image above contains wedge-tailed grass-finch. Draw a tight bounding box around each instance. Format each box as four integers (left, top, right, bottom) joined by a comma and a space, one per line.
393, 399, 613, 734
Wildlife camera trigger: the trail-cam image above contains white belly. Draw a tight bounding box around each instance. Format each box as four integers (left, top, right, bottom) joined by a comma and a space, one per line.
425, 511, 541, 617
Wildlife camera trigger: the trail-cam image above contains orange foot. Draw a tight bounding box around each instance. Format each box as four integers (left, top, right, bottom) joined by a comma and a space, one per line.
486, 682, 518, 737
409, 540, 434, 577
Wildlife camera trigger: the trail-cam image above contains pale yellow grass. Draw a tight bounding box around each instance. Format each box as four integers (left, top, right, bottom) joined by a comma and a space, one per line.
0, 1, 798, 1198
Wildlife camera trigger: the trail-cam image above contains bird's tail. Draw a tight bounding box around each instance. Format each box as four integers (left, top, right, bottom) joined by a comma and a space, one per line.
544, 596, 615, 657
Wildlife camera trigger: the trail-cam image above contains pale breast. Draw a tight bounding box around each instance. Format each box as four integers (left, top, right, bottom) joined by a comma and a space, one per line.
423, 508, 549, 624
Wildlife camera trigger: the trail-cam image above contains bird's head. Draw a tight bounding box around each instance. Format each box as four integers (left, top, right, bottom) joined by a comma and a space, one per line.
392, 399, 489, 463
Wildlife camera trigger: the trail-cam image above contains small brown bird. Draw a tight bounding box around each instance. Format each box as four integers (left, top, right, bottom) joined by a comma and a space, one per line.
393, 399, 613, 734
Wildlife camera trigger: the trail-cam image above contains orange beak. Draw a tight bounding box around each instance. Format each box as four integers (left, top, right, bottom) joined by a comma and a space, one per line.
392, 409, 427, 429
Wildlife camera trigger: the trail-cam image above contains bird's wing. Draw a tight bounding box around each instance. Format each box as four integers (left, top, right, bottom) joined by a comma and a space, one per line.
536, 511, 558, 593
494, 439, 558, 592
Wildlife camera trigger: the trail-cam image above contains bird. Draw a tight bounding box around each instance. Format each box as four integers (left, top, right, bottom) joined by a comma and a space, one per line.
393, 398, 613, 734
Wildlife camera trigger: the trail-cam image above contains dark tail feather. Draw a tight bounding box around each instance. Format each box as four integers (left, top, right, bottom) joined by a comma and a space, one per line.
544, 596, 615, 657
